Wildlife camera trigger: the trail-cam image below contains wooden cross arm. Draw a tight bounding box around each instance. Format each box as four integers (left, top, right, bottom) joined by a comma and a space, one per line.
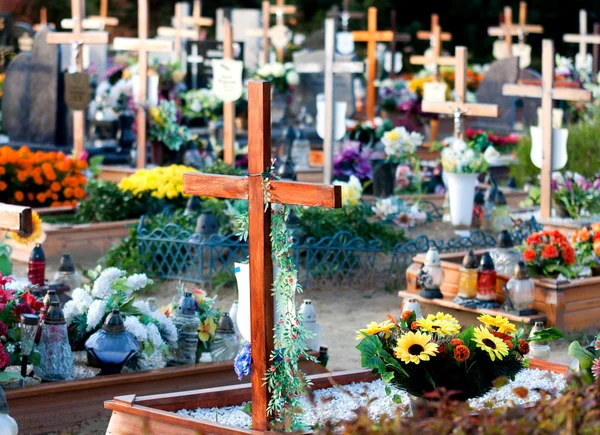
182, 16, 214, 26
333, 62, 365, 73
503, 83, 592, 102
410, 55, 456, 66
488, 25, 543, 37
60, 18, 107, 30
416, 30, 452, 41
352, 30, 394, 42
269, 5, 297, 14
326, 10, 364, 19
422, 101, 500, 118
295, 63, 323, 73
520, 24, 543, 34
88, 15, 119, 26
47, 31, 109, 45
183, 173, 342, 208
564, 33, 600, 44
0, 204, 33, 235
157, 27, 200, 39
113, 37, 173, 52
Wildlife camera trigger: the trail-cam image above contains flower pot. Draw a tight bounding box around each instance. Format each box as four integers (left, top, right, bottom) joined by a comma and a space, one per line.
373, 161, 397, 198
445, 172, 478, 226
530, 126, 569, 171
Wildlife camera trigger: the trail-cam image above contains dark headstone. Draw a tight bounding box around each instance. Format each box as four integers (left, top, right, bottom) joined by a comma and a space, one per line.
519, 68, 542, 128
186, 40, 244, 89
471, 57, 519, 134
0, 13, 13, 47
300, 29, 325, 52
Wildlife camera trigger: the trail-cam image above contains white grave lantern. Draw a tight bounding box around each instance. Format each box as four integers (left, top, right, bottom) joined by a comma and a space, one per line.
512, 42, 531, 68
316, 93, 346, 141
299, 299, 321, 351
384, 51, 402, 74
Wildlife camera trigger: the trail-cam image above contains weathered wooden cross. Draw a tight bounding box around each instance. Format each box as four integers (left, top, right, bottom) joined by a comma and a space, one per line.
488, 6, 516, 58
113, 0, 173, 168
183, 81, 342, 431
157, 2, 200, 65
33, 7, 55, 31
563, 9, 600, 77
295, 18, 365, 184
352, 7, 393, 120
388, 9, 411, 77
422, 46, 499, 139
47, 0, 109, 160
88, 0, 119, 27
516, 1, 543, 43
269, 0, 297, 61
0, 204, 32, 237
416, 14, 452, 43
326, 0, 364, 30
247, 1, 272, 66
503, 40, 591, 220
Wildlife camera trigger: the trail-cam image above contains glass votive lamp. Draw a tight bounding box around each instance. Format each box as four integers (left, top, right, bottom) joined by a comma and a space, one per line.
419, 247, 444, 299
505, 261, 535, 313
489, 230, 524, 276
19, 313, 40, 380
209, 313, 240, 362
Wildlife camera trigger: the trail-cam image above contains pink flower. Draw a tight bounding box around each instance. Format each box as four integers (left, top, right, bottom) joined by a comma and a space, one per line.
396, 175, 410, 189
0, 322, 8, 337
592, 358, 600, 380
0, 344, 9, 369
0, 273, 14, 289
0, 289, 16, 311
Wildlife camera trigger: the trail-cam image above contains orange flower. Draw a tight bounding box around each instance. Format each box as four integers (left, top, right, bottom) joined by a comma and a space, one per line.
576, 227, 590, 242
0, 166, 5, 175
592, 223, 600, 234
27, 192, 34, 201
77, 160, 88, 170
523, 249, 536, 262
594, 240, 600, 257
541, 245, 559, 259
36, 193, 46, 203
453, 345, 470, 362
562, 246, 576, 265
450, 338, 464, 347
491, 331, 512, 341
74, 187, 85, 199
401, 311, 412, 322
0, 181, 6, 192
410, 321, 419, 331
64, 187, 73, 199
51, 193, 58, 200
14, 191, 24, 202
518, 340, 530, 355
51, 181, 61, 192
504, 340, 513, 351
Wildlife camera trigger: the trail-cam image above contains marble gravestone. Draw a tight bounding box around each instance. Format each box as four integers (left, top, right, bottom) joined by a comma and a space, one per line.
291, 49, 357, 119
2, 27, 67, 146
186, 40, 244, 89
216, 8, 261, 72
470, 57, 519, 135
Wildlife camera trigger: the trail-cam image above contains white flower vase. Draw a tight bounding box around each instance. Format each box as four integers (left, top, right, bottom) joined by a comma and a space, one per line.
529, 126, 568, 170
446, 173, 478, 226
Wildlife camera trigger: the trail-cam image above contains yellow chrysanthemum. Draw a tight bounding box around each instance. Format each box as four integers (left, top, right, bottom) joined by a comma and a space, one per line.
416, 312, 461, 336
118, 165, 199, 200
478, 314, 516, 335
355, 320, 394, 340
198, 317, 217, 342
394, 331, 438, 364
472, 326, 509, 361
8, 211, 45, 246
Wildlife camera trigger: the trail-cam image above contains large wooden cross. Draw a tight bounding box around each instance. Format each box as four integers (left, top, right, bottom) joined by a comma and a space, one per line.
113, 0, 173, 168
88, 0, 119, 27
416, 14, 452, 43
157, 2, 200, 63
295, 18, 365, 184
269, 0, 297, 61
326, 0, 364, 31
222, 18, 236, 166
563, 10, 600, 76
503, 40, 591, 220
33, 7, 55, 31
183, 81, 342, 431
422, 46, 499, 139
47, 0, 109, 160
517, 1, 543, 43
0, 204, 32, 237
352, 7, 393, 120
247, 1, 272, 66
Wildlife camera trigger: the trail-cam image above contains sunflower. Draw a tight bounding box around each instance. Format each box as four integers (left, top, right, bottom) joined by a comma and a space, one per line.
394, 331, 438, 364
472, 326, 509, 361
477, 314, 516, 335
8, 211, 45, 246
416, 313, 461, 336
355, 320, 394, 340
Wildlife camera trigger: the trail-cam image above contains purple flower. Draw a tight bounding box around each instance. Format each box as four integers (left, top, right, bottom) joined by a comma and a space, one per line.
551, 179, 558, 192
333, 141, 373, 181
594, 177, 600, 190
565, 178, 573, 192
234, 343, 252, 380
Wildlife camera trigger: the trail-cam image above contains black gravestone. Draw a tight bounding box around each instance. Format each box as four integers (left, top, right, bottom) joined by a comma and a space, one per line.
186, 40, 244, 89
471, 57, 519, 135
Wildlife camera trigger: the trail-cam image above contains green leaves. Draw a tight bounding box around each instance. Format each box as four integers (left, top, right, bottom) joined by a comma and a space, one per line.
528, 328, 567, 343
568, 341, 596, 370
356, 334, 408, 379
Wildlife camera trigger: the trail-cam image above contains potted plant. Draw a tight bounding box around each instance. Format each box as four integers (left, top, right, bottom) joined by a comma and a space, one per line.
147, 100, 191, 165
522, 230, 578, 278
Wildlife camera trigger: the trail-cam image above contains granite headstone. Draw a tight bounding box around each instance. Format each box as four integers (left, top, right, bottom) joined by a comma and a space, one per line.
186, 39, 244, 89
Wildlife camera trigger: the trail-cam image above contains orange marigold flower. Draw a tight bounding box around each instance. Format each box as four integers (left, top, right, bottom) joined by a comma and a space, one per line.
51, 194, 58, 201
401, 311, 412, 321
0, 181, 6, 191
77, 160, 88, 170
523, 248, 536, 262
51, 181, 61, 192
453, 345, 470, 362
450, 338, 464, 347
64, 187, 73, 198
36, 193, 46, 203
14, 191, 24, 202
0, 166, 5, 175
27, 192, 34, 201
541, 245, 559, 259
74, 187, 85, 199
44, 168, 57, 181
504, 340, 513, 351
16, 171, 27, 182
578, 227, 590, 242
592, 223, 600, 234
410, 321, 419, 331
519, 340, 530, 355
491, 331, 512, 341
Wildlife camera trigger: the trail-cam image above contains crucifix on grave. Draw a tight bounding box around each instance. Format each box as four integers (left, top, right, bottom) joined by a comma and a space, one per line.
410, 24, 455, 143
61, 0, 118, 31
47, 0, 109, 159
113, 0, 173, 168
516, 1, 543, 44
247, 1, 272, 66
563, 9, 600, 78
416, 14, 452, 44
33, 7, 55, 31
295, 18, 365, 184
183, 80, 342, 431
352, 7, 393, 120
0, 204, 33, 237
386, 9, 411, 77
422, 46, 499, 140
503, 40, 591, 220
157, 2, 200, 67
182, 0, 213, 37
488, 5, 542, 66
269, 0, 296, 62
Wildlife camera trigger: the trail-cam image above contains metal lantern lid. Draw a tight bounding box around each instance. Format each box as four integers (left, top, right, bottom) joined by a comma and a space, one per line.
102, 308, 126, 334
216, 312, 235, 333
195, 211, 219, 238
179, 292, 197, 315
495, 190, 507, 206
462, 249, 479, 269
496, 230, 514, 248
479, 252, 495, 271
58, 253, 75, 274
30, 243, 45, 261
474, 189, 485, 205
184, 196, 202, 216
20, 313, 40, 326
424, 247, 441, 267
43, 289, 60, 309
513, 261, 530, 280
44, 301, 66, 325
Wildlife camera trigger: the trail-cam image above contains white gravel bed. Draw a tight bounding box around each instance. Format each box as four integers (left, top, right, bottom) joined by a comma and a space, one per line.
177, 369, 565, 430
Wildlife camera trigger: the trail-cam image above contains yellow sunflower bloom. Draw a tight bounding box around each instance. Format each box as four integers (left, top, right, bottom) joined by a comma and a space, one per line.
355, 320, 394, 340
8, 211, 45, 246
478, 314, 516, 335
198, 317, 217, 342
472, 326, 509, 361
416, 312, 461, 336
394, 331, 438, 364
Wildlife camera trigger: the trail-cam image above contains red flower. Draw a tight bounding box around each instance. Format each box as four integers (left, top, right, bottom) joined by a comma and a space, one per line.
562, 246, 576, 265
0, 322, 8, 337
0, 273, 14, 289
20, 292, 44, 311
541, 245, 559, 259
14, 302, 35, 317
526, 234, 541, 246
0, 344, 9, 369
523, 249, 537, 262
0, 289, 16, 311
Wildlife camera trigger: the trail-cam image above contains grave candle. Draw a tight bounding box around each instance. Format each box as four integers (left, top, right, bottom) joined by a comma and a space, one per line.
28, 244, 45, 287
477, 253, 497, 302
457, 250, 479, 299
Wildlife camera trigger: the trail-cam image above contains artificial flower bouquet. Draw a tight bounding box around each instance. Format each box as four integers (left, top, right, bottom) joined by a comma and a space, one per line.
357, 312, 562, 400
376, 78, 419, 114
333, 175, 363, 207
147, 100, 191, 151
570, 223, 600, 270
333, 140, 373, 183
440, 138, 488, 174
371, 197, 427, 228
64, 267, 177, 362
522, 230, 578, 278
381, 127, 423, 165
346, 118, 394, 147
395, 164, 421, 194
466, 128, 519, 155
180, 88, 222, 121
552, 171, 600, 219
253, 62, 299, 94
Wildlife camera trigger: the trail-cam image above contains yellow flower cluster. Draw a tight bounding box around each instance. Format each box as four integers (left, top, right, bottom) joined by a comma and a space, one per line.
416, 312, 461, 336
118, 165, 199, 200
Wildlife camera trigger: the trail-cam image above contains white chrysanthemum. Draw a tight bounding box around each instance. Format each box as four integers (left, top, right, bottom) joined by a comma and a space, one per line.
62, 300, 81, 324
125, 274, 152, 295
133, 300, 152, 316
271, 62, 285, 78
286, 70, 299, 86
124, 316, 148, 342
71, 287, 93, 311
91, 267, 123, 299
86, 300, 107, 331
372, 198, 399, 219
152, 311, 178, 343
146, 323, 164, 349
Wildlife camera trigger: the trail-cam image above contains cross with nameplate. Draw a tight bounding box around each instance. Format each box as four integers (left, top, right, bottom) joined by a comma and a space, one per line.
47, 0, 109, 160
247, 1, 272, 66
183, 81, 342, 431
33, 7, 55, 31
157, 2, 200, 64
503, 40, 591, 220
0, 204, 32, 237
113, 0, 173, 168
422, 46, 499, 139
295, 18, 365, 184
563, 10, 600, 76
352, 7, 393, 120
269, 0, 296, 61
